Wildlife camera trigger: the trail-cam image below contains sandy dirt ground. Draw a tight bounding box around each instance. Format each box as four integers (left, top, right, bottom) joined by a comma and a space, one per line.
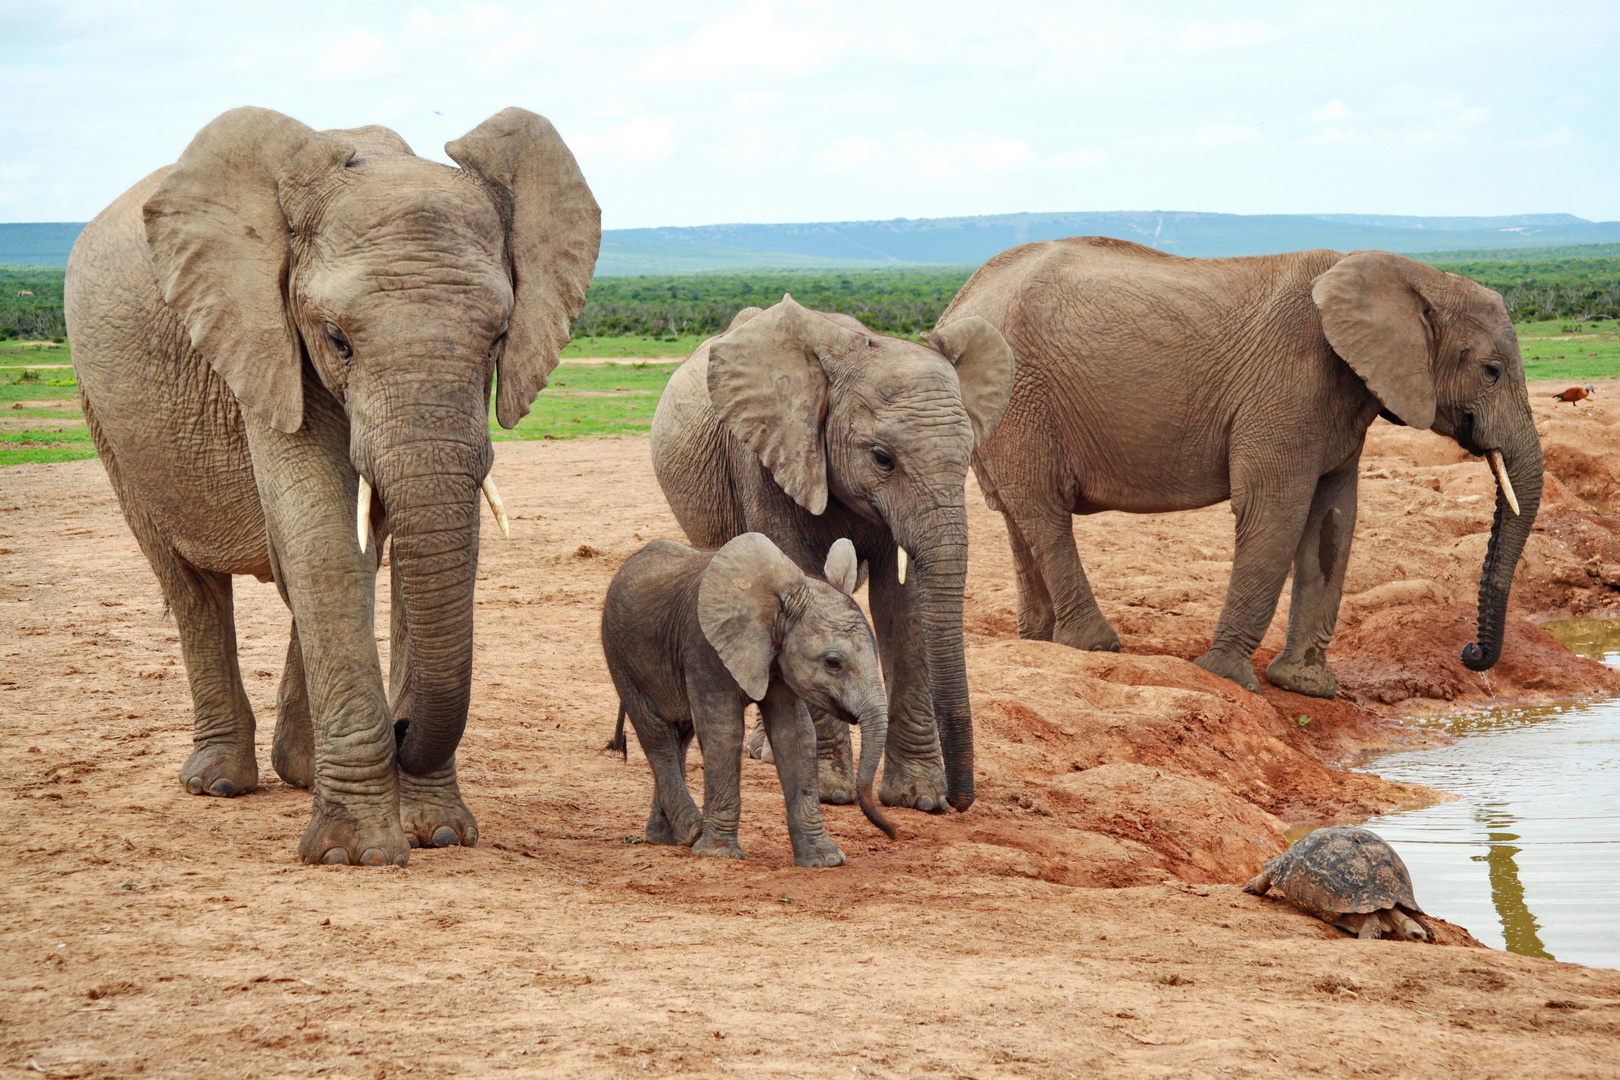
5, 381, 1620, 1078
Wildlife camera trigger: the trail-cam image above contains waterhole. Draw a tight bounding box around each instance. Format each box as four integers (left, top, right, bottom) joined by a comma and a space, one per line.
1356, 618, 1620, 968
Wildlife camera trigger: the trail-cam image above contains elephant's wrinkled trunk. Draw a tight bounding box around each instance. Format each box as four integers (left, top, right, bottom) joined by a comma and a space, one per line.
855, 705, 896, 839
1462, 433, 1542, 671
907, 513, 974, 811
365, 420, 491, 776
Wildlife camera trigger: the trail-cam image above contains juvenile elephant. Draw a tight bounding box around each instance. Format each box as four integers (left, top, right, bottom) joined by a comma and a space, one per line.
939, 238, 1540, 697
651, 296, 1014, 813
65, 107, 599, 865
602, 534, 895, 866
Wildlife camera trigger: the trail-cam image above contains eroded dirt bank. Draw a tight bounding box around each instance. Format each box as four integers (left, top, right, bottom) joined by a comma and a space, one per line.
4, 383, 1620, 1077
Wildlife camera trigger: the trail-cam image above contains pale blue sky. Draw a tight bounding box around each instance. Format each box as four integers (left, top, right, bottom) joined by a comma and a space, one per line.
3, 0, 1617, 228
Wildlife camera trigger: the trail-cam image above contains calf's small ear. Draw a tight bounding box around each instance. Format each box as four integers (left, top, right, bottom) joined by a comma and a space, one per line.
823, 538, 859, 595
698, 533, 807, 700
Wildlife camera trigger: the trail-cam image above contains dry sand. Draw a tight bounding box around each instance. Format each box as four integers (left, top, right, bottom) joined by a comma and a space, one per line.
3, 382, 1620, 1078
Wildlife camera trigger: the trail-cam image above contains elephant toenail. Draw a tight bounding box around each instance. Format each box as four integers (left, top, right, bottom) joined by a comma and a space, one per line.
208, 778, 237, 797
431, 826, 459, 847
462, 827, 478, 847
407, 835, 421, 848
916, 796, 937, 812
322, 849, 348, 865
360, 848, 387, 866
185, 777, 203, 795
1108, 642, 1121, 653
393, 853, 409, 867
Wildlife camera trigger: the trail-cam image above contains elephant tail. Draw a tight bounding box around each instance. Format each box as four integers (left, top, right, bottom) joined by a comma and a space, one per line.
604, 702, 628, 760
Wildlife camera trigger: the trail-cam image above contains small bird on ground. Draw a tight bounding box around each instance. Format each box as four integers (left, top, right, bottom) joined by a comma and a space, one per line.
1554, 385, 1596, 404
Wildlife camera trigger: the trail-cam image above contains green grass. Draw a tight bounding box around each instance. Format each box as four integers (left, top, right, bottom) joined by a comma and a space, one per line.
10, 317, 1617, 467
1517, 319, 1620, 382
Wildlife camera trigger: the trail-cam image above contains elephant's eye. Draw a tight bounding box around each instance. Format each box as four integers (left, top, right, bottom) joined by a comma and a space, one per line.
326, 325, 352, 361
870, 447, 895, 471
1482, 362, 1502, 384
822, 653, 845, 673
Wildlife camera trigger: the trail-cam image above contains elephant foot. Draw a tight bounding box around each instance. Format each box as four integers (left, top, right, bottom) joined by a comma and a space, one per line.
298, 795, 410, 867
879, 754, 949, 813
398, 763, 478, 848
818, 756, 857, 806
1054, 618, 1121, 653
1193, 649, 1263, 694
692, 831, 745, 860
270, 720, 314, 789
1266, 652, 1338, 699
744, 722, 774, 763
646, 803, 702, 846
792, 838, 846, 868
180, 741, 258, 798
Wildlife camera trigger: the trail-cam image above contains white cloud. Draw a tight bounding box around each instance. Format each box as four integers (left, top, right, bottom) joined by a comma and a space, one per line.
730, 90, 786, 115
1045, 148, 1109, 171
370, 97, 412, 123
1192, 124, 1263, 149
1308, 100, 1354, 124
640, 0, 848, 84
1176, 21, 1280, 54
567, 115, 675, 167
311, 31, 399, 83
811, 133, 1038, 186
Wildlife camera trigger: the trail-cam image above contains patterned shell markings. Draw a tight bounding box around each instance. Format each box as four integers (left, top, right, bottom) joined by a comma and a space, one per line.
1258, 826, 1423, 916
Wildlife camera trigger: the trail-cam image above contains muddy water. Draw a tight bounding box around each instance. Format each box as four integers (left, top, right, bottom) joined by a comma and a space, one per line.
1357, 619, 1620, 969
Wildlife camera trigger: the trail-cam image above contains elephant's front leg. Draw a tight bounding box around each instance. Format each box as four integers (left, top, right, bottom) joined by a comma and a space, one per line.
387, 561, 477, 847
689, 683, 747, 860
808, 704, 856, 805
997, 485, 1118, 652
246, 409, 408, 868
760, 688, 845, 867
1196, 467, 1318, 694
868, 548, 948, 813
1266, 467, 1359, 698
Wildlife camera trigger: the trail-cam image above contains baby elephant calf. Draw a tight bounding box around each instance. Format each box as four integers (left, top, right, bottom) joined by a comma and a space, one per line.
602, 532, 896, 866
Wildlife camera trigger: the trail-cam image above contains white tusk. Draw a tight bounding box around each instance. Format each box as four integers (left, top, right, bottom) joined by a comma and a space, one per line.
356, 475, 373, 554
482, 474, 511, 539
897, 546, 909, 585
1488, 451, 1520, 516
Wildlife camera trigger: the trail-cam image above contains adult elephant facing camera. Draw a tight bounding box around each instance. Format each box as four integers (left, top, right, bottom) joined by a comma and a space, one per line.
651, 296, 1014, 813
66, 107, 599, 865
939, 238, 1540, 698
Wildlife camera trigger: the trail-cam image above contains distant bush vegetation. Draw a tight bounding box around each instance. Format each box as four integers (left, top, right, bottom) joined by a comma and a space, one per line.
1427, 258, 1620, 322
0, 268, 66, 341
7, 255, 1618, 345
570, 269, 977, 340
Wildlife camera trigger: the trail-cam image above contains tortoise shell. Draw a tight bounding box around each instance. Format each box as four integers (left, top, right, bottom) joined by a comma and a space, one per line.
1260, 826, 1422, 916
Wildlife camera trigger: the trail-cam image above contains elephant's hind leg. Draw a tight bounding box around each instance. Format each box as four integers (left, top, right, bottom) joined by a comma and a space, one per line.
628, 701, 701, 847
386, 566, 477, 848
140, 536, 259, 798
1000, 493, 1118, 652
271, 620, 313, 788
1267, 468, 1358, 699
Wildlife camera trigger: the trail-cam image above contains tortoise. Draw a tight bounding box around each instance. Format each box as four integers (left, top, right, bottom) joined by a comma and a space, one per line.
1244, 826, 1429, 941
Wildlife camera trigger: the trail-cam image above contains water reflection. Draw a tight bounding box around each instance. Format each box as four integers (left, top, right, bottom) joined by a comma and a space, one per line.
1473, 804, 1551, 961
1356, 617, 1620, 969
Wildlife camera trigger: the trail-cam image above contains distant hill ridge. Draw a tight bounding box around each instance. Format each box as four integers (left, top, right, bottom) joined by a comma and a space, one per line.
6, 212, 1620, 274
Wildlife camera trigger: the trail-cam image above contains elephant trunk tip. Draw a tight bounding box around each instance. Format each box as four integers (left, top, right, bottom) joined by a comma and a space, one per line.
947, 790, 976, 813
1461, 641, 1499, 672
857, 781, 897, 839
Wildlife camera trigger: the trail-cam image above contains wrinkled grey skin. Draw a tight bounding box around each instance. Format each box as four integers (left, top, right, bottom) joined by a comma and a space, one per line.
601, 533, 896, 866
940, 238, 1541, 697
651, 296, 1014, 813
65, 107, 599, 866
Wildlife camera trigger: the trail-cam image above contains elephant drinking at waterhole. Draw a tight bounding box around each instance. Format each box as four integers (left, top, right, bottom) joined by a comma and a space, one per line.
940, 238, 1540, 697
65, 107, 600, 865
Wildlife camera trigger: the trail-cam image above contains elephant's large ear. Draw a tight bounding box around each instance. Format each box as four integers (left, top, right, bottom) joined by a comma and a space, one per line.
707, 295, 864, 515
698, 533, 807, 700
447, 108, 602, 430
143, 108, 352, 434
1312, 251, 1443, 430
924, 316, 1015, 447
822, 538, 858, 596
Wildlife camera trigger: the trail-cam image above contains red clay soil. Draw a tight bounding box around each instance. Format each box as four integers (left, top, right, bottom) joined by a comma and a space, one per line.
3, 380, 1620, 1077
